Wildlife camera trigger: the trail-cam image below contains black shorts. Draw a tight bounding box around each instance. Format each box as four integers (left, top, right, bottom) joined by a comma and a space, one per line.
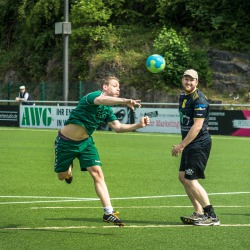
179, 139, 211, 180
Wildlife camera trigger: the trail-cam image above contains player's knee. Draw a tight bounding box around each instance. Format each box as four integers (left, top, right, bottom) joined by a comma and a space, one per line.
95, 170, 104, 180
57, 172, 66, 181
90, 167, 104, 181
178, 174, 185, 184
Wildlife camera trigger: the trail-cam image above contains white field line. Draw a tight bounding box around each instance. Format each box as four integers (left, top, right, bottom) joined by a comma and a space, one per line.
0, 191, 249, 230
0, 191, 250, 205
1, 224, 250, 231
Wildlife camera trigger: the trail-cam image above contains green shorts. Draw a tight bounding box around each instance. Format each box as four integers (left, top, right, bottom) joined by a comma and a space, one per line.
54, 133, 101, 173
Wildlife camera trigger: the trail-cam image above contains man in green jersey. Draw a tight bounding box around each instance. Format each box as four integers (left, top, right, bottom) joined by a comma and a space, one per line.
54, 76, 150, 227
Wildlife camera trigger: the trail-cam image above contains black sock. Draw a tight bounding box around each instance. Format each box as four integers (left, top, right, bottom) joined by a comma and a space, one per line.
203, 205, 216, 218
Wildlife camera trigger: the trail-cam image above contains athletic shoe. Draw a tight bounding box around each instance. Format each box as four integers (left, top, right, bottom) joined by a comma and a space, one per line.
65, 164, 73, 184
103, 211, 125, 227
194, 215, 220, 226
180, 212, 204, 225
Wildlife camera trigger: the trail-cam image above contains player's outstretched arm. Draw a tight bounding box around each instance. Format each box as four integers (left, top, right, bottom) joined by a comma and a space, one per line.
94, 96, 141, 110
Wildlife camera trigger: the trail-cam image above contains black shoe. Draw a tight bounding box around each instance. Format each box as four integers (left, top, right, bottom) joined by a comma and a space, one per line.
65, 164, 73, 184
103, 211, 125, 227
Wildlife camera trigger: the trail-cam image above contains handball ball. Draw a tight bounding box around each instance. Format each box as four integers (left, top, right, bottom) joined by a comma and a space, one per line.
146, 54, 166, 73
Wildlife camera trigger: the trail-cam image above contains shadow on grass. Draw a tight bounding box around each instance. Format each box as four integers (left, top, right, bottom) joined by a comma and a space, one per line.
0, 218, 183, 233
45, 217, 182, 225
220, 213, 250, 216
1, 223, 116, 235
0, 224, 23, 230
1, 228, 115, 235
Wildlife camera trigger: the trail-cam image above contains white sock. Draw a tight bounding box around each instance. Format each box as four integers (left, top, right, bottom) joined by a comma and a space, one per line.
103, 206, 113, 215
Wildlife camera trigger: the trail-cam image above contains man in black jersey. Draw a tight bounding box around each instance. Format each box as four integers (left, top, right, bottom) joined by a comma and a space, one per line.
172, 69, 220, 226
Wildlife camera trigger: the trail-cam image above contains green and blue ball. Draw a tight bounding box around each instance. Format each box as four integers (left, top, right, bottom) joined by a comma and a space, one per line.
146, 54, 166, 73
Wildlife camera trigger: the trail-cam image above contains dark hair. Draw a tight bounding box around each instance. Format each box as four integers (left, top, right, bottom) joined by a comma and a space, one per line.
100, 76, 119, 88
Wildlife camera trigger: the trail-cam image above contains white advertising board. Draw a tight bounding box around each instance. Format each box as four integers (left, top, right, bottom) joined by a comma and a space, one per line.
19, 105, 181, 134
134, 108, 181, 133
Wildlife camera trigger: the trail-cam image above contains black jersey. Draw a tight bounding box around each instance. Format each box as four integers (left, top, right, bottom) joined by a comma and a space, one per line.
179, 89, 210, 145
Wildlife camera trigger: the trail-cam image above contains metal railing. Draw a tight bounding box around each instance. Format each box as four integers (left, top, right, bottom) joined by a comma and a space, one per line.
1, 100, 250, 109
0, 100, 78, 106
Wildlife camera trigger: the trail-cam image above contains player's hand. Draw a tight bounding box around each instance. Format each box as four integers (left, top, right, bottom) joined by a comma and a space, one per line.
140, 116, 150, 128
172, 144, 184, 157
126, 99, 141, 110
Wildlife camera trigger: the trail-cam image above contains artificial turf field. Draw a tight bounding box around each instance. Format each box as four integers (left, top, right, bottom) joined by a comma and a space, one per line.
0, 127, 249, 249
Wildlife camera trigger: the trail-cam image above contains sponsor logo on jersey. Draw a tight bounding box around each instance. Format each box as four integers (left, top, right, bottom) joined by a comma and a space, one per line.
195, 104, 206, 108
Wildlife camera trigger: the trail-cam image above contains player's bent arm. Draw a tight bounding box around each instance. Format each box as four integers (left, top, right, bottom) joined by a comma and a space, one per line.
108, 116, 149, 133
108, 120, 142, 133
172, 118, 204, 156
180, 118, 204, 148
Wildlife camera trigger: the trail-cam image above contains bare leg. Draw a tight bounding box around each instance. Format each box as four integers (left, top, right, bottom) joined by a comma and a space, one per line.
57, 165, 73, 180
186, 179, 210, 208
179, 171, 209, 213
87, 166, 112, 207
87, 166, 124, 226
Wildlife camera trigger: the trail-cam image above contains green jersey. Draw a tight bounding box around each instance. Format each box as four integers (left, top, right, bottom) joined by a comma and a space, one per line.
64, 90, 117, 135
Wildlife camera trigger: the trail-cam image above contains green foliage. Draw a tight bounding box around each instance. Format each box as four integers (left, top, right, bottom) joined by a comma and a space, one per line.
18, 0, 61, 49
157, 0, 250, 51
152, 27, 212, 88
71, 0, 112, 25
153, 27, 190, 87
69, 0, 115, 81
0, 0, 20, 49
102, 0, 159, 25
0, 0, 248, 93
156, 0, 187, 25
186, 0, 250, 50
0, 0, 63, 82
70, 24, 118, 82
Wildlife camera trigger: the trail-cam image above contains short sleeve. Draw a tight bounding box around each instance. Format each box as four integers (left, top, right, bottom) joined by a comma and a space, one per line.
106, 107, 117, 123
193, 97, 208, 119
86, 91, 102, 104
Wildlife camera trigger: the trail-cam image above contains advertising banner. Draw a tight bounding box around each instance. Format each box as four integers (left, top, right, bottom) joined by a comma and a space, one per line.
20, 106, 75, 129
134, 108, 181, 134
208, 110, 250, 136
0, 106, 19, 127
19, 106, 250, 137
19, 106, 134, 129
